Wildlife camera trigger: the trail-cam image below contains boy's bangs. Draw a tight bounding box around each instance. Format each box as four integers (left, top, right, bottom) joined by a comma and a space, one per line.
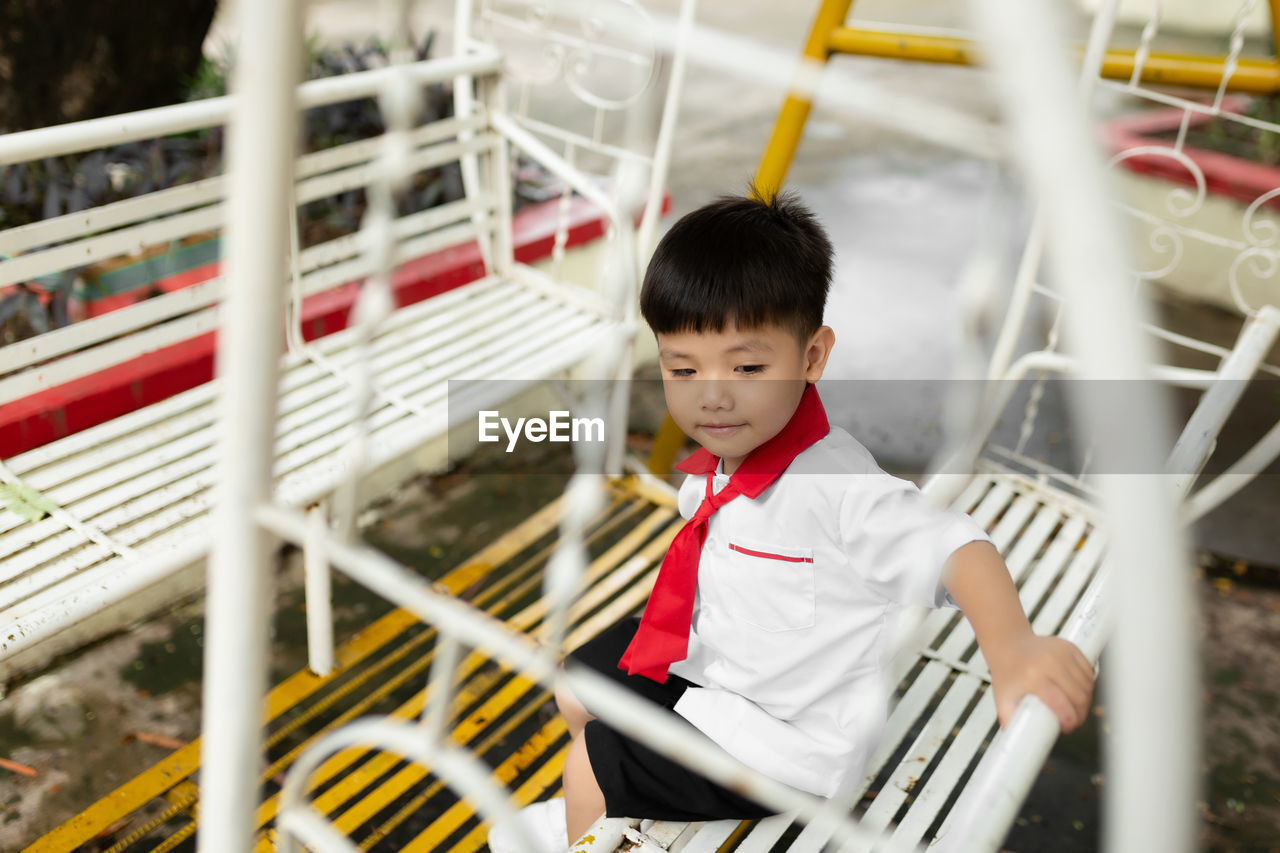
641, 277, 811, 339
639, 191, 833, 340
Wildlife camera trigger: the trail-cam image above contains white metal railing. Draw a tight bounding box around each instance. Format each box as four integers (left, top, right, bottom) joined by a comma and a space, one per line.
0, 55, 501, 167
0, 55, 501, 392
944, 1, 1205, 849
186, 3, 1231, 853
974, 0, 1280, 518
197, 0, 301, 847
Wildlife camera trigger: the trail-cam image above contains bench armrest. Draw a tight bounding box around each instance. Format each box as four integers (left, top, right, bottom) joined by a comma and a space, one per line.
489, 112, 639, 302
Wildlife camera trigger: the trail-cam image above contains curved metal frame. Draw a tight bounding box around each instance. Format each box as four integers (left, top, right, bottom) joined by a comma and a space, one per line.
200, 0, 1276, 851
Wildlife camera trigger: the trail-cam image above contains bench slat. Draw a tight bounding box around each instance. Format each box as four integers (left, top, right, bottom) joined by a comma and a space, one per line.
676, 820, 740, 852
0, 308, 594, 612
857, 672, 986, 839
0, 289, 619, 648
887, 690, 996, 848
732, 812, 799, 853
0, 282, 543, 559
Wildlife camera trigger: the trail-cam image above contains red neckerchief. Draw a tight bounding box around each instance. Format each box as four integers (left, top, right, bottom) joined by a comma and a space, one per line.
618, 383, 830, 682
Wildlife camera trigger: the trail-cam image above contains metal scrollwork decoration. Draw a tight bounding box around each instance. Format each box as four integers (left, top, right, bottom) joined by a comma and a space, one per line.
1231, 188, 1280, 315
480, 0, 658, 111
1107, 143, 1207, 281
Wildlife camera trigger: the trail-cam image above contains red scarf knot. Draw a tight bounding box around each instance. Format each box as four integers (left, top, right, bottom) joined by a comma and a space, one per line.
618, 383, 830, 683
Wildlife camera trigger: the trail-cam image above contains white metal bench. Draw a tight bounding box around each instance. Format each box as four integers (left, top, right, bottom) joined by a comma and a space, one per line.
0, 0, 692, 680
12, 0, 1280, 851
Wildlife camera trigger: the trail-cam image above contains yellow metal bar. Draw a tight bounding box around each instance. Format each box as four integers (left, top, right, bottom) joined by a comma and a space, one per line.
616, 473, 679, 509
645, 415, 688, 479
401, 721, 571, 853
42, 485, 654, 852
299, 666, 507, 828
148, 822, 197, 853
253, 494, 666, 836
252, 642, 514, 836
1272, 0, 1280, 58
259, 497, 632, 769
161, 780, 200, 809
828, 27, 1280, 93
333, 671, 554, 838
644, 0, 856, 478
827, 27, 975, 64
99, 785, 198, 853
1099, 51, 1280, 93
754, 0, 856, 198
544, 513, 675, 640
716, 819, 756, 851
359, 687, 557, 848
278, 510, 672, 839
22, 742, 204, 853
26, 494, 577, 853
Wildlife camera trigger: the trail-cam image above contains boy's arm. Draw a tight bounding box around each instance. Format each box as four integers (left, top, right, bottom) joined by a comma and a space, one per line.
942, 540, 1096, 732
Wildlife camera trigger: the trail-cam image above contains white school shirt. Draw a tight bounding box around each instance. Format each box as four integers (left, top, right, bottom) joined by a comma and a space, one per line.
666, 425, 992, 798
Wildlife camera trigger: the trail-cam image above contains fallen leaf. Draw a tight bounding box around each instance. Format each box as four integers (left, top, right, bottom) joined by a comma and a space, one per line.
0, 483, 57, 522
128, 731, 186, 750
0, 757, 37, 776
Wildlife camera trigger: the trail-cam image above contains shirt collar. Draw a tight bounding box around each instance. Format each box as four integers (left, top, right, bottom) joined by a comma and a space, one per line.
674, 383, 830, 498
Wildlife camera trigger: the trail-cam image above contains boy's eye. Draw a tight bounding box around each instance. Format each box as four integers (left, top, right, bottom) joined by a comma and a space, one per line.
736, 364, 766, 375
668, 368, 695, 378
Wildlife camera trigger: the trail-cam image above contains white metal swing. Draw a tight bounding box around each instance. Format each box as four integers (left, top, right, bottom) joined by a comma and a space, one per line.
0, 0, 695, 682
8, 0, 1280, 851
199, 1, 1280, 853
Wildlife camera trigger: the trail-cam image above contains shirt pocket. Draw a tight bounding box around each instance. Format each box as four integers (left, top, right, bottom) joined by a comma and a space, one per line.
720, 536, 816, 632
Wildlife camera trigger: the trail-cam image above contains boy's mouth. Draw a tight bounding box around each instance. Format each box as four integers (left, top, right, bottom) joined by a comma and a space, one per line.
700, 423, 745, 437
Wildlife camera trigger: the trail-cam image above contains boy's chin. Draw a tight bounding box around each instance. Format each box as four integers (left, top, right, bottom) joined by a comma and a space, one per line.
694, 436, 759, 467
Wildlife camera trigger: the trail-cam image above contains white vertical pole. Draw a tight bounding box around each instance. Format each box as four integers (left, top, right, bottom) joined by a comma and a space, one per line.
636, 0, 697, 272
968, 4, 1198, 853
198, 0, 302, 850
305, 504, 336, 676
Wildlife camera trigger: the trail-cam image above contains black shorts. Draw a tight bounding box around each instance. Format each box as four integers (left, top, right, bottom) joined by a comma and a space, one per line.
566, 617, 773, 822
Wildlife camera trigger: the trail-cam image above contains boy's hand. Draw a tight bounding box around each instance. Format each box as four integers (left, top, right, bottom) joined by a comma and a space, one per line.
985, 633, 1095, 733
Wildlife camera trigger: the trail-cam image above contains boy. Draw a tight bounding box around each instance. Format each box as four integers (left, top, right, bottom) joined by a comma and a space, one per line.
489, 191, 1095, 852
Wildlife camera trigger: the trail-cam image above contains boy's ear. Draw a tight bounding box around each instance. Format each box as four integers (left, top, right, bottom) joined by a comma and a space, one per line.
803, 325, 836, 382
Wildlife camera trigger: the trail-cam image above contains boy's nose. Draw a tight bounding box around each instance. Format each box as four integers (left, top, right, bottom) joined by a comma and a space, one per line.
698, 380, 733, 410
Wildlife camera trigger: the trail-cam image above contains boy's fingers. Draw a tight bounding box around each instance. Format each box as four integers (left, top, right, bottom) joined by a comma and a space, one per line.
1063, 652, 1095, 700
1045, 685, 1079, 732
1056, 672, 1090, 718
1070, 645, 1095, 683
1040, 651, 1092, 719
1054, 641, 1096, 697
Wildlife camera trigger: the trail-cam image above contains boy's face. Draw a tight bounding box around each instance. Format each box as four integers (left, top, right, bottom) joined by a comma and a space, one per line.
657, 322, 835, 475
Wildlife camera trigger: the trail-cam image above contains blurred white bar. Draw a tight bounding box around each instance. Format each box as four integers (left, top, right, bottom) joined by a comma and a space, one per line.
304, 505, 335, 676
958, 4, 1198, 853
197, 0, 302, 851
0, 52, 500, 166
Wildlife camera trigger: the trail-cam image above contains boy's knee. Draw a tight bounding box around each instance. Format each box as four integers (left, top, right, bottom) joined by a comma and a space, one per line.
555, 669, 594, 734
564, 733, 597, 786
563, 733, 607, 841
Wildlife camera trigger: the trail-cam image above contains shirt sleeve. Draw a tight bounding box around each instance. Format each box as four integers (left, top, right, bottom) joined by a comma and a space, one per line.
839, 476, 992, 609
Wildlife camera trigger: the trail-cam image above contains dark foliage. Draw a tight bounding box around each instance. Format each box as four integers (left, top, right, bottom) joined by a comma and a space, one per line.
0, 0, 219, 131
0, 32, 464, 341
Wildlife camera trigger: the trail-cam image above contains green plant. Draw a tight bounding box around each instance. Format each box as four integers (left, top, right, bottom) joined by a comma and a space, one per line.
1176, 95, 1280, 165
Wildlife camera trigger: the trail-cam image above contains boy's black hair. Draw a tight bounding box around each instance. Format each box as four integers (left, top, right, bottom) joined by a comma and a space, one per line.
639, 187, 832, 341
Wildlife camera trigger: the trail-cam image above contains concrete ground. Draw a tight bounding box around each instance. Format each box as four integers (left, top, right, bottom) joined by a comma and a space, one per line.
4, 1, 1280, 850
